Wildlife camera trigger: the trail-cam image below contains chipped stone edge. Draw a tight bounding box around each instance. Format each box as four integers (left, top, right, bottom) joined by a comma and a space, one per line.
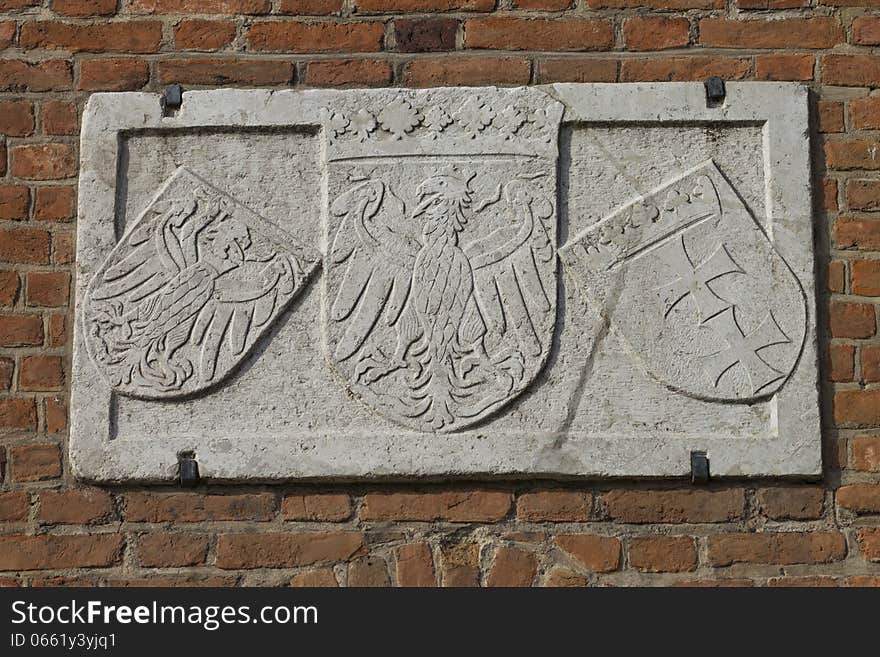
71, 84, 820, 483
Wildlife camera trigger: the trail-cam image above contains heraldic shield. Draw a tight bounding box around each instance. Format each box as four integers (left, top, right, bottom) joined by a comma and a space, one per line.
561, 161, 807, 403
321, 88, 564, 432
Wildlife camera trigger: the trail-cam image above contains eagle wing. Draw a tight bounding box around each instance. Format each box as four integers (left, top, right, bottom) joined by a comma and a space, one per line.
329, 179, 421, 362
464, 179, 555, 357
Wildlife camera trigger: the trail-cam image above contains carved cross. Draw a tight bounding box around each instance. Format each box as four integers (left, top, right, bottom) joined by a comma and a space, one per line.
655, 237, 741, 323
703, 308, 791, 395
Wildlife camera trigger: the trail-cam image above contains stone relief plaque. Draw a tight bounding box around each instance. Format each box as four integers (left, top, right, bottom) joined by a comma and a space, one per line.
71, 83, 819, 482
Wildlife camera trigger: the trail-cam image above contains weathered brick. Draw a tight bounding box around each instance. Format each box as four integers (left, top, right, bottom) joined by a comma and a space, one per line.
852, 434, 880, 470
824, 178, 838, 212
247, 21, 384, 53
347, 555, 390, 586
823, 55, 880, 87
837, 483, 880, 513
0, 491, 29, 522
0, 314, 43, 345
768, 576, 839, 587
79, 58, 150, 91
26, 271, 69, 307
817, 100, 844, 133
126, 493, 275, 522
628, 536, 697, 572
589, 0, 722, 6
174, 19, 236, 50
514, 0, 571, 7
857, 528, 880, 561
395, 543, 436, 586
12, 144, 76, 180
157, 59, 294, 86
852, 260, 880, 295
305, 59, 393, 87
620, 56, 750, 82
279, 0, 343, 13
538, 58, 618, 83
835, 217, 880, 250
466, 18, 614, 51
439, 542, 480, 586
52, 0, 117, 15
11, 444, 61, 481
757, 487, 824, 520
357, 0, 494, 10
34, 186, 75, 222
0, 0, 38, 9
623, 17, 689, 51
830, 301, 875, 338
699, 18, 843, 49
394, 18, 457, 53
848, 177, 880, 209
847, 576, 880, 587
53, 234, 74, 265
0, 186, 30, 221
0, 101, 34, 137
827, 342, 854, 382
555, 535, 621, 572
129, 0, 271, 13
755, 54, 814, 81
45, 395, 66, 432
20, 21, 163, 54
544, 567, 590, 587
851, 97, 880, 130
138, 533, 210, 567
826, 141, 880, 171
603, 488, 745, 523
360, 491, 511, 522
110, 576, 238, 587
0, 22, 13, 50
46, 313, 66, 347
0, 229, 51, 264
19, 355, 64, 391
708, 532, 846, 566
38, 490, 113, 524
217, 532, 365, 568
836, 390, 880, 428
517, 490, 590, 522
0, 357, 12, 389
486, 545, 537, 586
0, 534, 124, 570
0, 61, 72, 92
40, 101, 77, 136
738, 0, 805, 7
853, 16, 880, 45
405, 56, 531, 86
281, 493, 351, 521
290, 568, 338, 586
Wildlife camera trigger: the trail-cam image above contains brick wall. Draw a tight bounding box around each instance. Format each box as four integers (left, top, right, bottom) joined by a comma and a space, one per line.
0, 0, 878, 587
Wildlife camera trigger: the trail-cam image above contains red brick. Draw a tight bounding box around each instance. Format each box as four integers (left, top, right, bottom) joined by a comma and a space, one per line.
0, 0, 37, 8
514, 0, 571, 7
25, 271, 69, 307
39, 489, 113, 524
851, 97, 880, 130
279, 0, 344, 13
126, 492, 275, 522
0, 357, 12, 389
20, 21, 163, 54
486, 545, 538, 586
827, 142, 880, 171
848, 180, 880, 212
0, 399, 36, 432
360, 490, 511, 522
828, 258, 845, 293
623, 17, 689, 51
466, 18, 614, 51
11, 444, 61, 481
823, 55, 880, 87
34, 186, 75, 222
738, 0, 805, 6
603, 488, 745, 523
517, 490, 590, 522
555, 535, 621, 572
837, 483, 880, 513
673, 578, 754, 587
0, 101, 34, 137
110, 576, 238, 587
0, 492, 29, 522
357, 0, 494, 10
281, 493, 351, 521
853, 434, 880, 470
247, 21, 384, 53
708, 532, 846, 566
53, 234, 74, 266
852, 260, 880, 296
290, 568, 338, 586
544, 567, 589, 587
836, 390, 880, 428
0, 534, 124, 570
589, 0, 721, 6
52, 0, 116, 15
0, 186, 30, 220
174, 20, 236, 50
848, 576, 880, 587
0, 314, 43, 345
0, 229, 50, 263
817, 100, 844, 133
768, 576, 839, 587
853, 16, 880, 45
217, 532, 365, 568
138, 533, 210, 567
827, 342, 854, 382
835, 217, 880, 251
699, 18, 843, 49
439, 542, 480, 586
19, 355, 64, 391
129, 0, 271, 12
396, 543, 436, 586
45, 395, 66, 432
0, 22, 14, 50
79, 58, 149, 91
824, 178, 838, 212
830, 301, 875, 338
538, 58, 618, 83
755, 54, 814, 81
348, 555, 390, 586
620, 56, 750, 82
757, 487, 824, 520
40, 101, 77, 136
157, 59, 294, 86
0, 60, 72, 92
394, 18, 457, 53
405, 56, 531, 86
305, 59, 393, 87
12, 144, 76, 180
856, 527, 880, 561
628, 536, 697, 572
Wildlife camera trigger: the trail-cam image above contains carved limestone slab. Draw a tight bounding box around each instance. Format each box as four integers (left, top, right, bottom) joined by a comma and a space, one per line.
72, 83, 820, 482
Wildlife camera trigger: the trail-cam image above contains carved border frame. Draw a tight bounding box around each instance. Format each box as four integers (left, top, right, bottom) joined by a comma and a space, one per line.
71, 83, 819, 482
